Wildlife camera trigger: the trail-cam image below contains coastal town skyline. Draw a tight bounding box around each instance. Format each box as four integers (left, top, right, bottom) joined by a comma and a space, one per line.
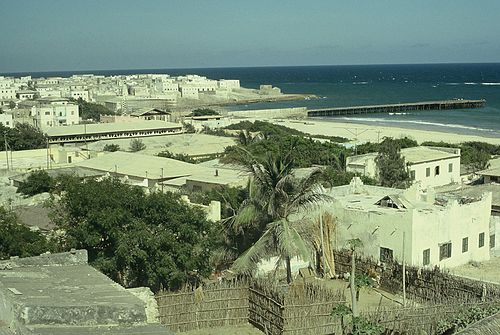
1, 0, 500, 73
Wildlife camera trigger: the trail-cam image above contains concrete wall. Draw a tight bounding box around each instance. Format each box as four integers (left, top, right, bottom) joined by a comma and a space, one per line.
411, 192, 492, 268
410, 156, 460, 188
225, 107, 307, 119
331, 205, 414, 264
490, 215, 500, 257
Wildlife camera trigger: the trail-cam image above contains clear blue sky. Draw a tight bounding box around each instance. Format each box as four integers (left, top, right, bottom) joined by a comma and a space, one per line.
1, 0, 500, 72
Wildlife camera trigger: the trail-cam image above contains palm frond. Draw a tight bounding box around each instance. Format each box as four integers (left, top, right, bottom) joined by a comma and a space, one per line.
233, 201, 260, 231
274, 220, 311, 262
231, 228, 276, 275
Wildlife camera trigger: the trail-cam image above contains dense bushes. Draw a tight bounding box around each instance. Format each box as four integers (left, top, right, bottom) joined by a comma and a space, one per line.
51, 177, 217, 291
17, 170, 54, 196
0, 206, 53, 259
0, 123, 47, 151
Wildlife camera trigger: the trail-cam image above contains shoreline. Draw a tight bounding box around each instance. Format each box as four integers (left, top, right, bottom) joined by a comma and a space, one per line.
271, 118, 500, 145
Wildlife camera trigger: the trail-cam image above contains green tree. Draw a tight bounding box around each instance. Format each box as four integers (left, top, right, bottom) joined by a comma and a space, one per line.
182, 122, 196, 133
9, 101, 16, 109
322, 168, 377, 187
17, 170, 54, 196
51, 177, 215, 291
1, 123, 47, 151
231, 150, 329, 283
103, 143, 120, 152
0, 206, 52, 259
375, 137, 411, 188
72, 98, 113, 121
189, 108, 219, 117
129, 138, 146, 152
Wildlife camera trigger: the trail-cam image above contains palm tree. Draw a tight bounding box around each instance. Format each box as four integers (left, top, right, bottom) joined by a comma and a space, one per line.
231, 150, 330, 283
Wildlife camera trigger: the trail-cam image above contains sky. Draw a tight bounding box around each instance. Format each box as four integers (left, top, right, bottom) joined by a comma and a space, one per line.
1, 0, 500, 73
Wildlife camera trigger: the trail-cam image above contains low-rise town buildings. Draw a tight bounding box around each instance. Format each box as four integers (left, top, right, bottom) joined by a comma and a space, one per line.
346, 146, 461, 188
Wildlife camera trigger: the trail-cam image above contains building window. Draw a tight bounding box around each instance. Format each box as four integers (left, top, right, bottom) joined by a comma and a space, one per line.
439, 242, 452, 261
462, 237, 468, 253
448, 163, 453, 173
45, 111, 51, 115
423, 248, 430, 266
410, 170, 415, 180
435, 166, 440, 176
490, 234, 496, 249
479, 232, 485, 248
380, 247, 393, 263
426, 167, 430, 177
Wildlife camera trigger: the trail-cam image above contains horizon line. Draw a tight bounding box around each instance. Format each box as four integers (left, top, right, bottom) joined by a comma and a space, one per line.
2, 61, 500, 77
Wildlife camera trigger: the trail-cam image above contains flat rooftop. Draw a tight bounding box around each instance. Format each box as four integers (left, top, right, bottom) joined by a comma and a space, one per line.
347, 146, 459, 165
0, 250, 173, 334
46, 120, 181, 137
401, 146, 460, 164
76, 151, 208, 180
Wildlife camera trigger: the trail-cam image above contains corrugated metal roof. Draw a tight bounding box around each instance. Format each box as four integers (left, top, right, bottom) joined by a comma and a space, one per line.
46, 120, 181, 137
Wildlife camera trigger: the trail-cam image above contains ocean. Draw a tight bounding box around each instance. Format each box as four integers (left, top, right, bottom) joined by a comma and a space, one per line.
5, 63, 500, 138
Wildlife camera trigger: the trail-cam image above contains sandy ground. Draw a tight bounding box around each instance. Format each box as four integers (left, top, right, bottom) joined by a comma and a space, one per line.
450, 257, 500, 284
270, 119, 500, 145
86, 133, 236, 157
306, 278, 403, 311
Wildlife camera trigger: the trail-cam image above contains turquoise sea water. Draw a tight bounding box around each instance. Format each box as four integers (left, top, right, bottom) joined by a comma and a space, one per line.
5, 63, 500, 137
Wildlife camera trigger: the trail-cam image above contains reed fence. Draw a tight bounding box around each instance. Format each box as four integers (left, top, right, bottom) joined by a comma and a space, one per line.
155, 280, 249, 333
156, 279, 345, 335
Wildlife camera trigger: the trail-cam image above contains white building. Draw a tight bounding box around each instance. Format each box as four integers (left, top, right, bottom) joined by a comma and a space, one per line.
319, 178, 492, 268
0, 113, 14, 128
0, 87, 15, 100
66, 89, 90, 101
218, 79, 240, 90
179, 86, 199, 99
346, 146, 461, 189
32, 98, 79, 131
16, 90, 37, 100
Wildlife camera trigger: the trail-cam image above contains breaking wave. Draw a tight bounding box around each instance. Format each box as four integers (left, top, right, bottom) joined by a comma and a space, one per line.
337, 117, 496, 133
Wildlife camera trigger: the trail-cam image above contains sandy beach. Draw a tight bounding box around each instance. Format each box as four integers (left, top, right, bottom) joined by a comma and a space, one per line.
275, 119, 500, 145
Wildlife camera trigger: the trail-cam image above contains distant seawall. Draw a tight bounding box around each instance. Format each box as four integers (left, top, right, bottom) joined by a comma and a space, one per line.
225, 107, 307, 119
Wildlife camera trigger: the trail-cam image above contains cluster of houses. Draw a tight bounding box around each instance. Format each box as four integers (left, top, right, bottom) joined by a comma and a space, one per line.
0, 73, 498, 280
0, 74, 285, 146
0, 73, 238, 130
0, 73, 242, 111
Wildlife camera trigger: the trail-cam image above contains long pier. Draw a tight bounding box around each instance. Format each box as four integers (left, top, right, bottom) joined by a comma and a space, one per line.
307, 99, 485, 117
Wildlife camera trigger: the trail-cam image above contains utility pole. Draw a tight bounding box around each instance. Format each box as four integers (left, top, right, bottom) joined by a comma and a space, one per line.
344, 127, 370, 155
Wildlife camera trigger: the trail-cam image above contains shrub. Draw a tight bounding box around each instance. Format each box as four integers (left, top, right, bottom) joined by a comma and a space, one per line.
17, 170, 54, 196
103, 144, 120, 152
129, 139, 146, 152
